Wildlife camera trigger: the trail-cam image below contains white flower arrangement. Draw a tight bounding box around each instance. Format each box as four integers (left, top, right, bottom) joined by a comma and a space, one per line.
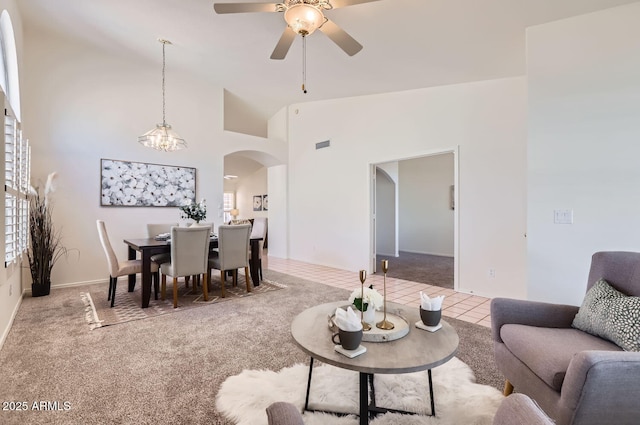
179, 198, 207, 223
349, 285, 384, 312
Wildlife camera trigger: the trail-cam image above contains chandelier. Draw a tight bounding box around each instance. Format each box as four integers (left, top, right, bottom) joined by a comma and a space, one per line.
138, 39, 187, 152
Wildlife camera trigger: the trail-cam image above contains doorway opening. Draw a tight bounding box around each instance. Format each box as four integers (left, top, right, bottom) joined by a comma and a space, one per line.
371, 149, 458, 290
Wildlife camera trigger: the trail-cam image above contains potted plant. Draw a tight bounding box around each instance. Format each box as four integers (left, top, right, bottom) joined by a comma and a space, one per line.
179, 198, 207, 224
27, 172, 68, 297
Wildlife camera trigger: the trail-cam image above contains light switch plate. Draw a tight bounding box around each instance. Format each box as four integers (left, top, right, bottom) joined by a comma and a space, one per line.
554, 209, 573, 224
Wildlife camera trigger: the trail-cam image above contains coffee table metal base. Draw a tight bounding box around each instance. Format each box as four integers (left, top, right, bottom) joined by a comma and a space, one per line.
303, 357, 436, 424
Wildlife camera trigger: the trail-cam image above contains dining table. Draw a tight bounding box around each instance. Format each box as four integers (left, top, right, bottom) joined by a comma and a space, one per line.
123, 236, 263, 308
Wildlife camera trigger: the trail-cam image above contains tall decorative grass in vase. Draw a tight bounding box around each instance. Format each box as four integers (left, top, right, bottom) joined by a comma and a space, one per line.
27, 172, 69, 297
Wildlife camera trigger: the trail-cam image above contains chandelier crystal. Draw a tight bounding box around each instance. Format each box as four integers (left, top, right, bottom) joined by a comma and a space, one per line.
138, 39, 187, 152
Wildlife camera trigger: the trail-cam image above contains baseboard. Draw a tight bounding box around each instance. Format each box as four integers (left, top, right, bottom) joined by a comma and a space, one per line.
400, 249, 453, 258
376, 252, 398, 257
0, 290, 23, 353
23, 278, 111, 296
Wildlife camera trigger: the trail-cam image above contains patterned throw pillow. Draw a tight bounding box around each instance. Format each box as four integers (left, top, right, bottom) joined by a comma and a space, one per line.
572, 278, 640, 351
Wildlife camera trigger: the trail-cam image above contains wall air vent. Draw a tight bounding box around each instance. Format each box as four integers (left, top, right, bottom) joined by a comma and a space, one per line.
315, 140, 330, 150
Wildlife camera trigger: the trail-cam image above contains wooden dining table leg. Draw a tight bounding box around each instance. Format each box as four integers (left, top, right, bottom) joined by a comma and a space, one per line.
127, 245, 137, 292
141, 250, 153, 308
249, 239, 261, 287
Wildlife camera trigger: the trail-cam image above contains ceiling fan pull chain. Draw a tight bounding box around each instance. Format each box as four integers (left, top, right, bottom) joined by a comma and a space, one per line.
302, 34, 307, 94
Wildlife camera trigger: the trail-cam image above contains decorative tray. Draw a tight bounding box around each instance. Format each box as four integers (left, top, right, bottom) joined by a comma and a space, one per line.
328, 306, 410, 342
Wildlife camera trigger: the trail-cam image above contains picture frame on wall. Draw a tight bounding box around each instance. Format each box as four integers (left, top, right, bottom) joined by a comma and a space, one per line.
262, 194, 268, 211
253, 195, 263, 211
100, 158, 196, 207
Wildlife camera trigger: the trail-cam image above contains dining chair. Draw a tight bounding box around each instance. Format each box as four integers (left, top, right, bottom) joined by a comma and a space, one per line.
249, 217, 267, 281
160, 226, 211, 308
186, 222, 214, 287
146, 222, 179, 267
209, 223, 252, 297
96, 220, 159, 308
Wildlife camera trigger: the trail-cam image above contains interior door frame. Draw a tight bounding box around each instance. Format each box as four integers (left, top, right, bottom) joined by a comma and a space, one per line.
369, 146, 459, 289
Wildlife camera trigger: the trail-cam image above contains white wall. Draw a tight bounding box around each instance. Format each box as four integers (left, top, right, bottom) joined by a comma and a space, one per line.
267, 164, 287, 259
21, 26, 284, 290
375, 168, 396, 256
283, 77, 527, 298
399, 154, 454, 257
235, 167, 268, 220
527, 3, 640, 305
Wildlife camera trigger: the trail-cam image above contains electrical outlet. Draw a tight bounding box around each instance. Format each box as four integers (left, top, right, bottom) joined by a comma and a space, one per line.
9, 283, 12, 296
488, 268, 496, 279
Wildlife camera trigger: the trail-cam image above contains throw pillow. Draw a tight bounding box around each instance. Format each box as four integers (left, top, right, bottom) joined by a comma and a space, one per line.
572, 278, 640, 351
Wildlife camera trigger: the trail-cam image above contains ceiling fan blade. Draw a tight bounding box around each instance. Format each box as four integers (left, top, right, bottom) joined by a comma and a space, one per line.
318, 19, 363, 56
213, 2, 279, 14
270, 27, 297, 60
329, 0, 382, 9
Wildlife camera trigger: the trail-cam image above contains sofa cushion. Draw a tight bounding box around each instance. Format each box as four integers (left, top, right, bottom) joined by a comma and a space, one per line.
572, 278, 640, 351
501, 324, 621, 391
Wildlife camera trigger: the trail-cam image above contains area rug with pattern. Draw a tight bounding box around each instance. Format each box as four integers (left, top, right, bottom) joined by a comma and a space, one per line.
81, 276, 286, 329
216, 357, 504, 425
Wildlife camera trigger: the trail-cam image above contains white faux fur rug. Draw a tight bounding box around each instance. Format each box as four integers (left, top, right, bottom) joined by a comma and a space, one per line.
216, 357, 504, 425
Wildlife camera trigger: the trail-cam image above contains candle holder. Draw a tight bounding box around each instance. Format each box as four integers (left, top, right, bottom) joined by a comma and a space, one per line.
376, 259, 395, 330
359, 270, 371, 331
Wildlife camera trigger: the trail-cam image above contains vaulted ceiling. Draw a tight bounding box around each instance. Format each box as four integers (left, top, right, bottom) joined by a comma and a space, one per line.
19, 0, 639, 124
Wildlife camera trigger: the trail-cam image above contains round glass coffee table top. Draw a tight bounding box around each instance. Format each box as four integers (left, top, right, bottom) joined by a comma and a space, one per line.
291, 300, 459, 375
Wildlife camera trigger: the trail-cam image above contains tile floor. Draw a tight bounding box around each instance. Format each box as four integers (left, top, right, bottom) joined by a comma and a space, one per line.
266, 255, 492, 328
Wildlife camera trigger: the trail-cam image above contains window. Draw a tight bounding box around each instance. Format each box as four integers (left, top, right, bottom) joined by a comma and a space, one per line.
1, 11, 27, 267
223, 192, 235, 223
4, 108, 28, 265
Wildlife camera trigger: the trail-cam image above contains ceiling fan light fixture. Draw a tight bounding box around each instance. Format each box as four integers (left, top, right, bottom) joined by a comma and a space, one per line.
284, 3, 325, 35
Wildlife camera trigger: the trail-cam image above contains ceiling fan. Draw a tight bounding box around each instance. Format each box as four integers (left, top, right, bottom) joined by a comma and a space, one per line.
213, 0, 381, 60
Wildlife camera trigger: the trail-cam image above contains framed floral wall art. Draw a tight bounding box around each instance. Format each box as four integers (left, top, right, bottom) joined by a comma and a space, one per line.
253, 195, 263, 211
100, 158, 196, 207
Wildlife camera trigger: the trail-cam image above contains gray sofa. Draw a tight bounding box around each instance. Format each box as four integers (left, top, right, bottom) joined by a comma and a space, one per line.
491, 251, 640, 425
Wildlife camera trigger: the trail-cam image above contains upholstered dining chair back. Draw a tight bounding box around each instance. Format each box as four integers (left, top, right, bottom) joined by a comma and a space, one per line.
250, 217, 267, 242
147, 223, 179, 238
216, 224, 251, 270
97, 219, 119, 277
168, 226, 211, 278
97, 219, 159, 308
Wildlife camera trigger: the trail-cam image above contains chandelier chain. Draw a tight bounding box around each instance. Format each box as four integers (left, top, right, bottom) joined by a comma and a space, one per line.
162, 41, 166, 126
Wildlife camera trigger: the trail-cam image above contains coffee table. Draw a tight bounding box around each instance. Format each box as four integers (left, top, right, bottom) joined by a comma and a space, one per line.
291, 301, 459, 424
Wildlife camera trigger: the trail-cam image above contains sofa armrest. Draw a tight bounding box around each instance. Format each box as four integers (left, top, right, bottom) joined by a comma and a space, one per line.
490, 298, 579, 343
266, 402, 304, 425
561, 350, 640, 417
493, 394, 554, 425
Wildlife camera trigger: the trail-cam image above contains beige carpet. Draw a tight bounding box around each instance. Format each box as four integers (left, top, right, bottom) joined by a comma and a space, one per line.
376, 252, 453, 289
82, 276, 286, 329
0, 270, 502, 425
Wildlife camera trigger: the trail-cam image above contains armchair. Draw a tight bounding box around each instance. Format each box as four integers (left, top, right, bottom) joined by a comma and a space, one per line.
493, 394, 554, 425
491, 251, 640, 425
